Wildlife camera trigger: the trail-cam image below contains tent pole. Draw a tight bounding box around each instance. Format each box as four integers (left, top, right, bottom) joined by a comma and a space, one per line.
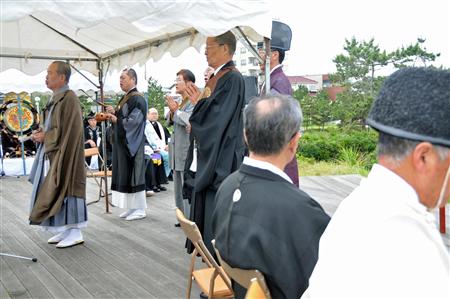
235, 27, 263, 64
70, 64, 100, 89
264, 37, 271, 94
98, 61, 110, 214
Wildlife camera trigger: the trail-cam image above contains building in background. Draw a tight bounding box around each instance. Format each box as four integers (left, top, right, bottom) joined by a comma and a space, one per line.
288, 76, 320, 93
233, 43, 343, 101
233, 41, 261, 77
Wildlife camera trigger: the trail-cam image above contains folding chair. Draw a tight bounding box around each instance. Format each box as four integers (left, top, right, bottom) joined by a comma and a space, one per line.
175, 208, 233, 299
211, 239, 271, 299
84, 147, 112, 205
245, 278, 268, 299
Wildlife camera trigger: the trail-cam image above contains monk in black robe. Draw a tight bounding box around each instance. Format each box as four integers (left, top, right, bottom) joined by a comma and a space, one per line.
185, 31, 246, 253
212, 95, 330, 298
106, 68, 147, 221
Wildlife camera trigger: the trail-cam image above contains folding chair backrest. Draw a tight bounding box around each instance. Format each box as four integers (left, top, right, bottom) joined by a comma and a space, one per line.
84, 147, 100, 158
175, 208, 232, 288
176, 208, 203, 244
212, 239, 271, 299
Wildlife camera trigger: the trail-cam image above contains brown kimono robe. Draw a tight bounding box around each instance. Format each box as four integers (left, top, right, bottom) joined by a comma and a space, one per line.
29, 89, 86, 224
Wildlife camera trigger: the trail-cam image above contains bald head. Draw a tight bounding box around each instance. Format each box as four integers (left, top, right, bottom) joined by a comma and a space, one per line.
244, 94, 302, 155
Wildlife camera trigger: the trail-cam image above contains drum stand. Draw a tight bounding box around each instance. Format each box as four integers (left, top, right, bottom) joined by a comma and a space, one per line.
0, 134, 5, 177
0, 98, 37, 262
0, 137, 37, 262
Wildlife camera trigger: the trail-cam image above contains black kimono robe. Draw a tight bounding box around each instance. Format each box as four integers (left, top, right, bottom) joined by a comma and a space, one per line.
84, 125, 99, 164
188, 61, 246, 253
212, 163, 330, 299
111, 88, 146, 193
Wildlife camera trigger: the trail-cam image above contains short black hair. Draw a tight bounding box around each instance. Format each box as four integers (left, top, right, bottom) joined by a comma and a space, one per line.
272, 48, 285, 64
123, 67, 138, 85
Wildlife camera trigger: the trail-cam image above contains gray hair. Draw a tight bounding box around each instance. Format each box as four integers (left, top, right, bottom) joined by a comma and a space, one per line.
377, 132, 450, 165
244, 94, 302, 155
148, 107, 158, 114
214, 31, 236, 56
52, 61, 71, 82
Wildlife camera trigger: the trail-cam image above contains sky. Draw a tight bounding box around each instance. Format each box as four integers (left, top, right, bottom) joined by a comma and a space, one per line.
1, 0, 449, 93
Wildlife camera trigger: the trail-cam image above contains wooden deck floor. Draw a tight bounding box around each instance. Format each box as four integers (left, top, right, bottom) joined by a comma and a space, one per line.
0, 174, 448, 298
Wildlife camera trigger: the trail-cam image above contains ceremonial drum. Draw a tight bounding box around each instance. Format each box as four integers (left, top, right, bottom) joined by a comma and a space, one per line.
0, 92, 39, 157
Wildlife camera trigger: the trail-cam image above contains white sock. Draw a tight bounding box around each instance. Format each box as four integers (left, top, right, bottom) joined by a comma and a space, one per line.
62, 228, 83, 242
131, 208, 146, 216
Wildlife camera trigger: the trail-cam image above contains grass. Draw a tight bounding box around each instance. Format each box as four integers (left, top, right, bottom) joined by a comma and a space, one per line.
298, 156, 370, 177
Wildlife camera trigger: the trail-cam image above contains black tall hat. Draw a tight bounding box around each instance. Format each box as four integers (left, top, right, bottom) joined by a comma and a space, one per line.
257, 20, 292, 51
367, 67, 450, 147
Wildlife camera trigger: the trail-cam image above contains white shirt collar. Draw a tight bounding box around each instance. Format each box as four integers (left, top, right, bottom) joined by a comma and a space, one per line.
214, 62, 227, 76
243, 156, 293, 183
270, 64, 283, 76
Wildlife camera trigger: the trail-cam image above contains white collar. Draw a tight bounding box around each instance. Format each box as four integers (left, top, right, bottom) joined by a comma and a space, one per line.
243, 156, 293, 183
125, 86, 137, 94
214, 62, 227, 76
270, 64, 283, 76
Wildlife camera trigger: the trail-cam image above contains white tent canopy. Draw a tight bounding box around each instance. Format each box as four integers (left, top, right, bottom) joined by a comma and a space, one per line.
1, 0, 272, 76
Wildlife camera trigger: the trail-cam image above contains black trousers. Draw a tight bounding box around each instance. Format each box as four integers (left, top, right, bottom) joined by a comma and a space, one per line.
145, 157, 167, 190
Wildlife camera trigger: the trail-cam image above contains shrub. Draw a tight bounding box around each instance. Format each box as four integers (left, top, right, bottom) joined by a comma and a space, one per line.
298, 128, 377, 164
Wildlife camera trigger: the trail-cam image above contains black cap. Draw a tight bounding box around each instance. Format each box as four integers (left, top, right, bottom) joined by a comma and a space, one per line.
257, 20, 292, 51
367, 67, 450, 147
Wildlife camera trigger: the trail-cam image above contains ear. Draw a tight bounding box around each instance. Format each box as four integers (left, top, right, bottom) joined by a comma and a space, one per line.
287, 132, 301, 153
222, 44, 230, 55
243, 129, 249, 147
411, 142, 434, 173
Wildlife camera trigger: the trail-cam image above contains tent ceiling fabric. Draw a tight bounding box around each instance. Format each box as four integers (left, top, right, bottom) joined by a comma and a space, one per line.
1, 0, 271, 75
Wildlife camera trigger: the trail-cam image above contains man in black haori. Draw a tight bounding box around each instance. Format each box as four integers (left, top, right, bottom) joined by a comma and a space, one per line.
212, 95, 330, 298
185, 31, 246, 253
106, 68, 147, 221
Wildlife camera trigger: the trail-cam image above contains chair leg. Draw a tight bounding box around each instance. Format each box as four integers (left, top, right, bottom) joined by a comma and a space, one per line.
186, 251, 197, 299
86, 177, 101, 206
208, 270, 218, 299
186, 276, 193, 299
101, 176, 116, 207
86, 176, 102, 206
99, 176, 105, 200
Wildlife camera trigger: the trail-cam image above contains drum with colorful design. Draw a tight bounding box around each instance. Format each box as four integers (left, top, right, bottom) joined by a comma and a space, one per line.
0, 92, 39, 157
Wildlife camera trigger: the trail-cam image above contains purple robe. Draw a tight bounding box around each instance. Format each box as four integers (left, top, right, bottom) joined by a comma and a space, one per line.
261, 66, 299, 187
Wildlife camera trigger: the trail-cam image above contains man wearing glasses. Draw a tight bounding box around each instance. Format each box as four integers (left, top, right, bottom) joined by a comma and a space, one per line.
184, 31, 246, 254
